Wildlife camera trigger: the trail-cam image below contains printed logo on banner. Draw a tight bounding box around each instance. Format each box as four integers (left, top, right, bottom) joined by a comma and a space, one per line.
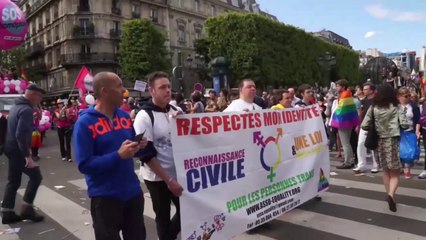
186, 213, 226, 240
317, 168, 329, 192
253, 128, 291, 182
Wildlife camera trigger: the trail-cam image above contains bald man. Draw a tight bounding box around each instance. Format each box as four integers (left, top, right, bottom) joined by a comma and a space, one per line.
73, 72, 148, 240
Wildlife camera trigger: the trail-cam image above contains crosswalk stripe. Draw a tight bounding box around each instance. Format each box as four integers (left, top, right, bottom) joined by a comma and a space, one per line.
321, 192, 426, 221
330, 178, 426, 199
277, 209, 424, 240
17, 186, 93, 240
67, 177, 176, 220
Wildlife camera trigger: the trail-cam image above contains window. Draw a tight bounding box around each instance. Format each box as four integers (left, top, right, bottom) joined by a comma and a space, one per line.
194, 0, 199, 12
81, 44, 91, 54
79, 18, 90, 34
112, 0, 119, 8
55, 48, 60, 66
131, 4, 140, 14
195, 28, 202, 40
210, 5, 216, 16
178, 25, 185, 42
150, 9, 158, 22
113, 45, 119, 54
178, 0, 183, 7
113, 21, 120, 31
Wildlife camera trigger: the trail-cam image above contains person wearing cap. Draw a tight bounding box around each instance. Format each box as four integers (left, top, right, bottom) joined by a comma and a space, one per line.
54, 99, 73, 162
1, 84, 45, 224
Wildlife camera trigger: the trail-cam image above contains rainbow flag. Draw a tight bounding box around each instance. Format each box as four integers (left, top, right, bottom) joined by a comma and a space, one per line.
330, 90, 359, 129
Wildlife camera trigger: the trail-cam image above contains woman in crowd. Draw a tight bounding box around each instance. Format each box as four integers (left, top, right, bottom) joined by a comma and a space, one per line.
205, 90, 219, 112
361, 84, 408, 212
217, 89, 229, 112
398, 88, 420, 179
188, 91, 205, 113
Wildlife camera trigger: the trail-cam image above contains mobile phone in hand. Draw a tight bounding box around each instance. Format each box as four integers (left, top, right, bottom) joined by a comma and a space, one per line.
134, 131, 146, 142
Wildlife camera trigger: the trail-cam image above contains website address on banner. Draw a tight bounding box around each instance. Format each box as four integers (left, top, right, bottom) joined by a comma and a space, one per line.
245, 186, 301, 216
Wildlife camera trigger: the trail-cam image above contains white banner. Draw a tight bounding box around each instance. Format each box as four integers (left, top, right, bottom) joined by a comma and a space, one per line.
171, 105, 330, 239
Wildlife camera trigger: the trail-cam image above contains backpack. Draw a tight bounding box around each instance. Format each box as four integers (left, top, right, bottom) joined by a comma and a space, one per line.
140, 104, 178, 127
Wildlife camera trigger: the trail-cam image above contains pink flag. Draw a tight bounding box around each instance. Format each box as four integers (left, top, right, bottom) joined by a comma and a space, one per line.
74, 66, 93, 92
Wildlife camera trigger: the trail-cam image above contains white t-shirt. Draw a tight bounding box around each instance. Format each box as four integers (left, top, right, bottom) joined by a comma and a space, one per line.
133, 105, 182, 182
223, 99, 262, 112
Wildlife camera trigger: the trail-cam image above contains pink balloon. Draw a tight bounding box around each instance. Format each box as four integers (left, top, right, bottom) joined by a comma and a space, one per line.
0, 1, 28, 50
9, 83, 15, 93
20, 81, 26, 90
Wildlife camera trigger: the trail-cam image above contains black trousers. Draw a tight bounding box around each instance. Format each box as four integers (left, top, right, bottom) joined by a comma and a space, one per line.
90, 194, 146, 240
57, 127, 72, 159
145, 180, 180, 240
350, 127, 358, 165
1, 149, 43, 210
31, 147, 39, 157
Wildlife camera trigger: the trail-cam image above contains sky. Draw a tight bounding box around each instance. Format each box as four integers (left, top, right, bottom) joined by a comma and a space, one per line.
256, 0, 426, 54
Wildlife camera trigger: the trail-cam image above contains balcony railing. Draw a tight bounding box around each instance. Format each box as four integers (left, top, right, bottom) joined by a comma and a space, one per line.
77, 5, 90, 12
110, 29, 121, 39
60, 53, 118, 65
111, 7, 121, 15
72, 25, 95, 39
28, 42, 45, 56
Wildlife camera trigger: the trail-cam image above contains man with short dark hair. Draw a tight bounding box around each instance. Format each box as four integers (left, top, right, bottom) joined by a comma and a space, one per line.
134, 71, 184, 240
354, 82, 378, 173
295, 84, 314, 108
73, 72, 148, 239
1, 84, 45, 224
271, 89, 293, 109
224, 79, 262, 112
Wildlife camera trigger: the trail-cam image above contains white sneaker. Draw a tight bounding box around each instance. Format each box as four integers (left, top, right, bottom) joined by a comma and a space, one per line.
62, 158, 66, 161
418, 171, 426, 179
370, 168, 379, 173
68, 159, 73, 162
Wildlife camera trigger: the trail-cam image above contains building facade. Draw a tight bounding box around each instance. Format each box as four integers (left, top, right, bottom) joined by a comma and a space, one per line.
384, 51, 417, 71
19, 0, 272, 96
313, 29, 352, 49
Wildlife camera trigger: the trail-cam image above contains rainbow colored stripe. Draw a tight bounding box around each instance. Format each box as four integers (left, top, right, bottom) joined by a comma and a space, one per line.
330, 90, 360, 129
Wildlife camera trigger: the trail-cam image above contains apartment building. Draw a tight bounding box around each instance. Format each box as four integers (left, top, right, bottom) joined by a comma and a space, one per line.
19, 0, 271, 96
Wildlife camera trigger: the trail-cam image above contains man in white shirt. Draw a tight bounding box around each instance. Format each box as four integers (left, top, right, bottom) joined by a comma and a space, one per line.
288, 87, 301, 107
224, 79, 261, 112
134, 71, 184, 240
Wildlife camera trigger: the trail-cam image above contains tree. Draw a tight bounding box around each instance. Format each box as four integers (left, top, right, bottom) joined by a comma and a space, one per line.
118, 19, 171, 82
0, 48, 27, 76
203, 13, 360, 88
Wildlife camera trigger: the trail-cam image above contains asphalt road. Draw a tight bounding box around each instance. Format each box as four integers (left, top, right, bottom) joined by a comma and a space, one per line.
1, 130, 426, 240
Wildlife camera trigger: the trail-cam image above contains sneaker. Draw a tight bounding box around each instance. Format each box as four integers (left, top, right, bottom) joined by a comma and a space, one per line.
418, 171, 426, 179
404, 172, 412, 180
62, 158, 66, 161
370, 168, 379, 174
68, 159, 73, 162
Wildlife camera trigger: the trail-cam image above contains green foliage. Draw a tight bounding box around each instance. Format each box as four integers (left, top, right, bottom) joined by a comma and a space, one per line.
0, 48, 27, 76
203, 13, 360, 88
118, 19, 171, 82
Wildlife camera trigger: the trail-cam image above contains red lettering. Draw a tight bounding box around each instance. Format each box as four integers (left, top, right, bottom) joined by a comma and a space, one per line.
88, 125, 97, 139
223, 115, 231, 132
113, 117, 121, 130
231, 115, 240, 130
311, 106, 319, 117
191, 117, 201, 135
95, 118, 109, 135
254, 113, 262, 127
176, 118, 190, 136
120, 117, 131, 129
248, 113, 255, 128
212, 116, 222, 133
285, 111, 293, 123
240, 114, 249, 129
201, 117, 212, 134
263, 112, 273, 126
184, 159, 190, 170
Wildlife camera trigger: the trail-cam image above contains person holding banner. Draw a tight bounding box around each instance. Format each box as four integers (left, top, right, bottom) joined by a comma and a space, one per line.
73, 72, 148, 240
224, 79, 261, 112
134, 71, 184, 240
271, 89, 293, 110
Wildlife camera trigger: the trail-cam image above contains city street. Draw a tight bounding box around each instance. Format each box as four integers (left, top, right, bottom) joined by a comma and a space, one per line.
1, 130, 426, 240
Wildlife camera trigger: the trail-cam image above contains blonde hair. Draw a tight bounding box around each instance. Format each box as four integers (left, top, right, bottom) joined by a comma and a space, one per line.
398, 88, 410, 96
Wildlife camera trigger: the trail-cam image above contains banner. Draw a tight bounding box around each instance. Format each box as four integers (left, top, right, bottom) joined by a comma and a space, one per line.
171, 105, 330, 239
134, 80, 147, 92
